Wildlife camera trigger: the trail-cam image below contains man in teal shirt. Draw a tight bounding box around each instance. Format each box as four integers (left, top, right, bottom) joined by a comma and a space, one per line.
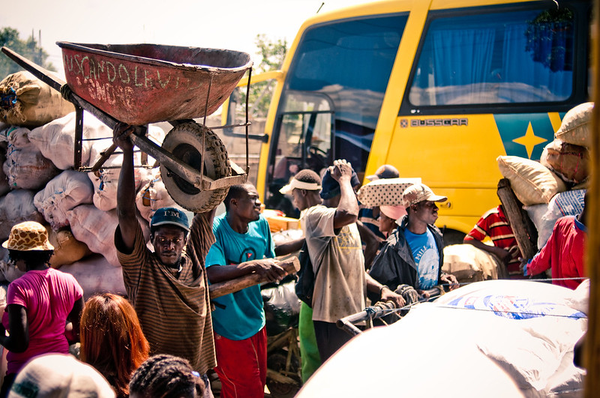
206, 183, 287, 398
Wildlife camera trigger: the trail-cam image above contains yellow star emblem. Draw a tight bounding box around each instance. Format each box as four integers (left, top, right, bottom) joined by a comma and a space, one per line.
512, 122, 548, 159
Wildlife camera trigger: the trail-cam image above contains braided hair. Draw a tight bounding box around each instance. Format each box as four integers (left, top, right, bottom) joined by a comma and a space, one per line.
129, 354, 204, 398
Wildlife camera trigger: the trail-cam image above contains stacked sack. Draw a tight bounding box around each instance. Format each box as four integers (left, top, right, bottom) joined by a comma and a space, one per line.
497, 102, 590, 252
0, 71, 176, 298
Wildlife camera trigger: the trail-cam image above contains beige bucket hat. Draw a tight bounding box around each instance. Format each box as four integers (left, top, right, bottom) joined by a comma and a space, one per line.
2, 221, 54, 251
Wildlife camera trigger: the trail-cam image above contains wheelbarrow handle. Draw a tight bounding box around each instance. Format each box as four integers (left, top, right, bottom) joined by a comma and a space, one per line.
1, 46, 64, 91
1, 46, 121, 131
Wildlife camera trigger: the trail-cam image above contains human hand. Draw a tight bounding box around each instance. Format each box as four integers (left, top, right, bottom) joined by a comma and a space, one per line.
395, 284, 419, 305
380, 286, 406, 308
330, 159, 353, 182
113, 122, 135, 152
519, 258, 529, 276
441, 273, 459, 291
252, 259, 287, 283
498, 249, 513, 265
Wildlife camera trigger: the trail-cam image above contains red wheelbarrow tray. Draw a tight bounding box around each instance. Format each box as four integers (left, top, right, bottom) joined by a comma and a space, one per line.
57, 42, 252, 126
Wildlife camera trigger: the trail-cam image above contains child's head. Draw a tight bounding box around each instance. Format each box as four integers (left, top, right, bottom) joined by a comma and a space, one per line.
129, 354, 205, 398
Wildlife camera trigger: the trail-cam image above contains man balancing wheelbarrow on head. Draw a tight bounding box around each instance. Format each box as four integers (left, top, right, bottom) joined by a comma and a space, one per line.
113, 123, 218, 397
112, 124, 303, 398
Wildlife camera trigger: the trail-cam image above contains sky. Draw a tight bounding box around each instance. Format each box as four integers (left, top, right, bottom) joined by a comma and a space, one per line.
1, 0, 370, 74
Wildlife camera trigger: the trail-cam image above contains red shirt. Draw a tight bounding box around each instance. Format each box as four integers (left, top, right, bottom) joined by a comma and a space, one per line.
527, 216, 586, 290
464, 206, 522, 276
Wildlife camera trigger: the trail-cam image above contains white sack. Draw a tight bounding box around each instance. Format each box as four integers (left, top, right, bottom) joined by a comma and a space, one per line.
436, 280, 587, 396
86, 124, 164, 212
67, 205, 120, 266
4, 126, 34, 150
0, 247, 25, 283
0, 190, 44, 240
67, 205, 150, 266
525, 190, 585, 250
298, 303, 523, 398
0, 143, 8, 197
300, 280, 587, 398
34, 170, 94, 230
3, 146, 59, 191
28, 112, 112, 170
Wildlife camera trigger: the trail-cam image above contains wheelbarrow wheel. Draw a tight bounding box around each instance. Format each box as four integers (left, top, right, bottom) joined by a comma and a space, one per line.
160, 122, 231, 212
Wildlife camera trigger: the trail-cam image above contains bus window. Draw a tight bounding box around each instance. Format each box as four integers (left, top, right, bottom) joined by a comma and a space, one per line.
409, 7, 575, 106
266, 14, 408, 214
266, 92, 333, 216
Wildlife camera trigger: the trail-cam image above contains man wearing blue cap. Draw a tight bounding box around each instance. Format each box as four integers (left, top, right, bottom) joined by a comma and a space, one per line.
113, 124, 215, 397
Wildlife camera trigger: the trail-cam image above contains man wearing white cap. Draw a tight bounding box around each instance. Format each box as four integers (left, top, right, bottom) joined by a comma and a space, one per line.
369, 183, 458, 300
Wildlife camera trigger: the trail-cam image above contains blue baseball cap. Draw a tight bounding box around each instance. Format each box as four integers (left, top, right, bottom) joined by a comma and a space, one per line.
150, 207, 190, 232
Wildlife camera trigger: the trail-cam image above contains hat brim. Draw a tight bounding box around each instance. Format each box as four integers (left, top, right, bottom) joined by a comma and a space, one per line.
279, 179, 322, 195
151, 221, 190, 232
279, 184, 293, 195
2, 240, 54, 251
428, 195, 448, 203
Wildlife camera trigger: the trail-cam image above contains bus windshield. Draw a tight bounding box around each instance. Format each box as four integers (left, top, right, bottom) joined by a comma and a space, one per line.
265, 13, 408, 215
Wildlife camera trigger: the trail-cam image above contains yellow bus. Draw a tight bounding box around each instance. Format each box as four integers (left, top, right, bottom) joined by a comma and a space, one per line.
224, 0, 591, 244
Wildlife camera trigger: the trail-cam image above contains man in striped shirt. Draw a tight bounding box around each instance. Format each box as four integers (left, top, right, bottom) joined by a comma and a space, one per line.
463, 205, 522, 278
113, 124, 216, 397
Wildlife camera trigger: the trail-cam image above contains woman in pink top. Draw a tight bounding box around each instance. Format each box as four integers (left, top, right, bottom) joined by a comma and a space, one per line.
0, 221, 84, 397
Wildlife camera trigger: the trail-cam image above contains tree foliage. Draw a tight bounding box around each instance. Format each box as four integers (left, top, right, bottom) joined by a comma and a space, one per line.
235, 34, 288, 118
0, 27, 56, 80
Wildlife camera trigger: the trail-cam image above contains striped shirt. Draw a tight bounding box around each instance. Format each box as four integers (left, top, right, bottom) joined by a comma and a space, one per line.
464, 206, 522, 276
115, 213, 216, 374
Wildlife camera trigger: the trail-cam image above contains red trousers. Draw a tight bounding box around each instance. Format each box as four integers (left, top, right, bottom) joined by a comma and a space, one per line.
214, 327, 267, 398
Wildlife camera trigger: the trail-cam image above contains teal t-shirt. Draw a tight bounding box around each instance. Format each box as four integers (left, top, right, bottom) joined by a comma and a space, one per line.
404, 228, 439, 290
206, 213, 275, 340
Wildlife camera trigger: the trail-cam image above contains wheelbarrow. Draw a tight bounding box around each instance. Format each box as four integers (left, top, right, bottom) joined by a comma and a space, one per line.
1, 42, 254, 212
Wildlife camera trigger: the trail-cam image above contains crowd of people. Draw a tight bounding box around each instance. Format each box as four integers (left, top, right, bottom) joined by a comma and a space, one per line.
0, 121, 589, 397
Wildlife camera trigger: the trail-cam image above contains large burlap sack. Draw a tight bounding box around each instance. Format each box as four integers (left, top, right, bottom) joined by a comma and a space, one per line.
4, 126, 35, 150
3, 147, 60, 191
67, 205, 150, 266
135, 171, 177, 222
435, 280, 586, 395
497, 156, 567, 205
356, 178, 422, 207
60, 254, 126, 299
87, 156, 154, 212
0, 189, 44, 240
0, 71, 74, 128
0, 142, 8, 197
540, 139, 589, 185
0, 246, 26, 283
48, 229, 93, 269
87, 125, 164, 212
34, 170, 94, 230
66, 205, 120, 266
28, 112, 113, 170
555, 102, 593, 148
442, 243, 505, 283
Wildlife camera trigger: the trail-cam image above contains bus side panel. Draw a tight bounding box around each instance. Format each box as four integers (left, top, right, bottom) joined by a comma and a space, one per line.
388, 112, 559, 233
